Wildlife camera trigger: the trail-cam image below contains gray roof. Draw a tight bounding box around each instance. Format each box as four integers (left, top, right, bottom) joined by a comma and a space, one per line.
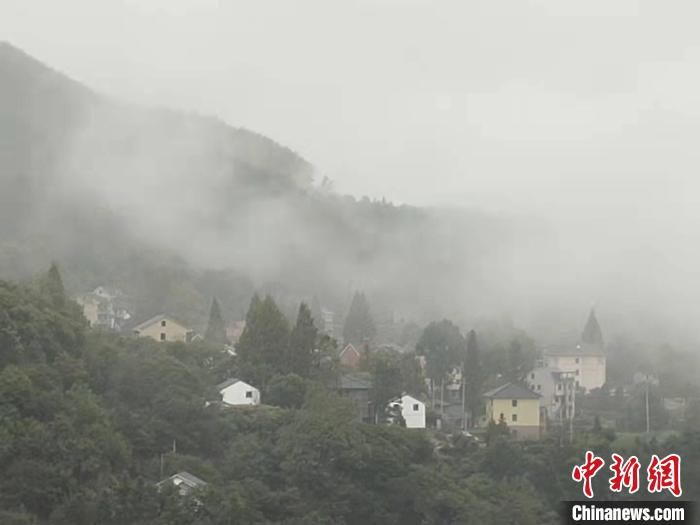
545, 343, 604, 357
217, 377, 241, 390
159, 471, 207, 488
132, 314, 191, 332
483, 382, 541, 400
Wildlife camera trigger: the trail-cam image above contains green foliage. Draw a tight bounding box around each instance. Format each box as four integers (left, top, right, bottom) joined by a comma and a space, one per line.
342, 291, 376, 345
416, 319, 464, 383
236, 294, 290, 387
464, 330, 482, 427
265, 373, 308, 409
204, 297, 227, 345
287, 302, 318, 378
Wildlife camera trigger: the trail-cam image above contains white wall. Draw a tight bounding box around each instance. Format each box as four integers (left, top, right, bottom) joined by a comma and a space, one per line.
392, 394, 426, 429
220, 381, 260, 406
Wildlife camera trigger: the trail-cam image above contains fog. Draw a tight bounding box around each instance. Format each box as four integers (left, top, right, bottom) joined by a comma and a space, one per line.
2, 0, 700, 344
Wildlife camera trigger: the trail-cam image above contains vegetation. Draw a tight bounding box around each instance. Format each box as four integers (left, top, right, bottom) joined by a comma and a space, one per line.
0, 268, 698, 524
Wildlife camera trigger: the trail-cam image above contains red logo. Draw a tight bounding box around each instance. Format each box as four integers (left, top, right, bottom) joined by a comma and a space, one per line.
573, 452, 682, 498
572, 451, 606, 498
609, 454, 641, 494
647, 454, 682, 497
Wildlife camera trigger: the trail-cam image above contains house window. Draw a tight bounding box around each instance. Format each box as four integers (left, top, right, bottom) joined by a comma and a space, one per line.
413, 404, 419, 411
160, 333, 166, 341
557, 384, 562, 391
530, 373, 535, 380
537, 384, 541, 391
575, 358, 580, 364
161, 320, 167, 327
512, 414, 518, 422
245, 391, 253, 398
512, 399, 518, 407
575, 370, 580, 376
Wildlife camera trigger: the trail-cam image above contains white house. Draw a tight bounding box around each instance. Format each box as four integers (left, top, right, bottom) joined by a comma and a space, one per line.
217, 378, 260, 406
156, 471, 207, 496
544, 345, 606, 392
387, 394, 426, 429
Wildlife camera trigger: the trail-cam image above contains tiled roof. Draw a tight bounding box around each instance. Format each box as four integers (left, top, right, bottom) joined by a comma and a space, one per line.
483, 382, 541, 400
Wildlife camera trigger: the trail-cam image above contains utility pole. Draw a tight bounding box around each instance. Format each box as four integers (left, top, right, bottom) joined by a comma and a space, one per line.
645, 374, 651, 434
461, 364, 467, 430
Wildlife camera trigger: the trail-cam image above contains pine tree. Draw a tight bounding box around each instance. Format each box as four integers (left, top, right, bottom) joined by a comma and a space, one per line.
44, 261, 66, 308
287, 302, 318, 377
507, 338, 524, 382
342, 291, 376, 345
464, 329, 482, 428
236, 294, 290, 386
204, 297, 228, 345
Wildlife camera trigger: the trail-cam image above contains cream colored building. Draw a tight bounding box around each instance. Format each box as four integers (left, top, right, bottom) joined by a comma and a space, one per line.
133, 314, 193, 343
544, 344, 606, 392
483, 383, 541, 440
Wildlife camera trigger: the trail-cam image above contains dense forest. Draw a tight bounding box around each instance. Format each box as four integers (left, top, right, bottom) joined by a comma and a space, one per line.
0, 268, 697, 524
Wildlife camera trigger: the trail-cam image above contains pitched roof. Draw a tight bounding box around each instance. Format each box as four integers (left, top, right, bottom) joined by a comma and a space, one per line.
483, 382, 541, 400
545, 343, 604, 357
132, 314, 190, 332
217, 377, 241, 390
581, 309, 604, 346
340, 343, 360, 357
159, 471, 207, 488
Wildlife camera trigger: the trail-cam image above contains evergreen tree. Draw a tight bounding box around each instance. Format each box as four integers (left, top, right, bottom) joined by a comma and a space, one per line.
464, 330, 482, 428
236, 294, 290, 387
342, 291, 376, 345
507, 339, 525, 382
416, 319, 464, 412
287, 302, 318, 377
204, 297, 228, 345
43, 261, 66, 308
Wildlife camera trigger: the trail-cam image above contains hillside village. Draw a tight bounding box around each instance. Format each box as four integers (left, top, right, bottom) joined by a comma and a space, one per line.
73, 278, 687, 444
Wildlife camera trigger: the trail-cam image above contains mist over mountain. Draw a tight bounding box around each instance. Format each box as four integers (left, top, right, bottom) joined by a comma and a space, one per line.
0, 41, 693, 345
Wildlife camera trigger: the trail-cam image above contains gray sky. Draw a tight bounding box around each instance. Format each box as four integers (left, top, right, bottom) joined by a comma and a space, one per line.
3, 0, 700, 216
3, 0, 700, 338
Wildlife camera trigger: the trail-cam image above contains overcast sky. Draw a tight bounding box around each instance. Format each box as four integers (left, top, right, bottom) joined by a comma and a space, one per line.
2, 0, 700, 220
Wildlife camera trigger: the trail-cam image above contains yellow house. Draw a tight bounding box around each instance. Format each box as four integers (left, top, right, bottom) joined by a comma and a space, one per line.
133, 314, 193, 343
483, 383, 541, 440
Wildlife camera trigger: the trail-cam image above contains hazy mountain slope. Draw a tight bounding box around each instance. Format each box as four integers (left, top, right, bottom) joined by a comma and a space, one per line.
0, 42, 540, 332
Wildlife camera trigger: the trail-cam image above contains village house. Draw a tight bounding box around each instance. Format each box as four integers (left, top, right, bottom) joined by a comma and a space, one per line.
526, 364, 577, 425
335, 373, 373, 423
387, 394, 426, 428
156, 472, 207, 496
483, 383, 541, 441
339, 343, 362, 369
225, 320, 246, 344
75, 286, 131, 331
217, 378, 260, 406
132, 314, 193, 343
543, 310, 607, 392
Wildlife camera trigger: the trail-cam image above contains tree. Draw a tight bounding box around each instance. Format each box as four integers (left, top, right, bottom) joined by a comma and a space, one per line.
204, 297, 228, 345
265, 373, 308, 409
463, 330, 482, 428
43, 261, 66, 308
370, 354, 403, 423
236, 294, 290, 386
287, 303, 318, 377
416, 320, 464, 414
506, 339, 527, 383
342, 291, 376, 345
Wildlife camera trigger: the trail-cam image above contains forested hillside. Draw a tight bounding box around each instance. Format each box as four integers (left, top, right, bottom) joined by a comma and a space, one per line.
1, 271, 697, 524
0, 41, 536, 332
